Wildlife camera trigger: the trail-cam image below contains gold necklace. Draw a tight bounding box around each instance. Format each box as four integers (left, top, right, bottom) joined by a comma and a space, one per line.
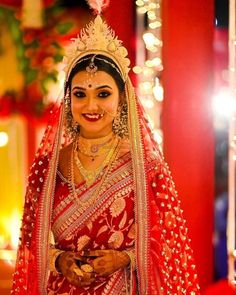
77, 132, 114, 161
69, 138, 120, 213
74, 136, 119, 186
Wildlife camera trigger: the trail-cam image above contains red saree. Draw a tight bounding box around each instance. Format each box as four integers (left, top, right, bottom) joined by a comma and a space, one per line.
12, 123, 200, 294
48, 151, 135, 294
11, 15, 200, 294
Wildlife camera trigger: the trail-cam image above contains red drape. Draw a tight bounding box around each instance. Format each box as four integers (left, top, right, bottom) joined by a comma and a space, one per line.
162, 0, 215, 291
105, 0, 136, 70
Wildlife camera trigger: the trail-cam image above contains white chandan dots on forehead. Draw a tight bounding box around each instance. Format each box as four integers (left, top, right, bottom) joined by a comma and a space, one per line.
69, 54, 124, 90
73, 78, 101, 90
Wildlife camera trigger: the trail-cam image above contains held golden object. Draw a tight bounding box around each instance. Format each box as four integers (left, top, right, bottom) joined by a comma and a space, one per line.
74, 267, 84, 277
81, 264, 94, 273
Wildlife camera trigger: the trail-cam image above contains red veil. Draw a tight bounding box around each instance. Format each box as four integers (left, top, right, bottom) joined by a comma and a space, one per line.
11, 18, 200, 295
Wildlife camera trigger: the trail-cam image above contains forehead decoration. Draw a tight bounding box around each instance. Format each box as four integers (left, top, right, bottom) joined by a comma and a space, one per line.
85, 55, 98, 75
63, 15, 130, 82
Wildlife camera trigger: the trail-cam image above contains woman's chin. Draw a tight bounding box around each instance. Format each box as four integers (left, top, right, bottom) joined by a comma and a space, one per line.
79, 128, 113, 138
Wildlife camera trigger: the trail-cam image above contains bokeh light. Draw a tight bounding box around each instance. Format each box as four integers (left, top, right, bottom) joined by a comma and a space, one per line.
0, 132, 9, 147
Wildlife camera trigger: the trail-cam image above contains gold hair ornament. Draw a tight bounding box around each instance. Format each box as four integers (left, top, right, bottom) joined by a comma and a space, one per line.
63, 15, 130, 82
85, 55, 98, 74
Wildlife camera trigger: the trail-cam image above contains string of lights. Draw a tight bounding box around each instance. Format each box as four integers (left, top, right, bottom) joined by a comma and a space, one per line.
227, 0, 236, 286
134, 0, 163, 147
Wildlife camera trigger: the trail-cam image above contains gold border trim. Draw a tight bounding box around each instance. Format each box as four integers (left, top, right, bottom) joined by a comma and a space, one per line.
126, 78, 149, 294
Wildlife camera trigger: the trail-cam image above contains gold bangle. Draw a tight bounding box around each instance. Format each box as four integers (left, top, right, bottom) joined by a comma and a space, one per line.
49, 248, 64, 273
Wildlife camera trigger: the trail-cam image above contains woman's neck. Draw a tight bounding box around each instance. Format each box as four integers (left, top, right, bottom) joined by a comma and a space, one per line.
79, 128, 113, 139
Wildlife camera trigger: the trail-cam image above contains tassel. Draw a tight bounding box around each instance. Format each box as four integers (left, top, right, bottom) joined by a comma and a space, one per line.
86, 0, 110, 15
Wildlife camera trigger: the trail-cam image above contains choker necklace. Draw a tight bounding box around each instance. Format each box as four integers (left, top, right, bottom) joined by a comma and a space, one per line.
77, 132, 115, 161
74, 135, 119, 186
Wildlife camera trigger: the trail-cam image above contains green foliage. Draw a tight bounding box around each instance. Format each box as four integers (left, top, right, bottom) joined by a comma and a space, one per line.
25, 69, 38, 85
56, 22, 73, 35
0, 4, 76, 117
0, 7, 28, 77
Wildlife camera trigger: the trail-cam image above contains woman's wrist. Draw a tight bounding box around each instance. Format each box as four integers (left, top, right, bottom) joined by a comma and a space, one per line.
122, 248, 136, 270
49, 247, 64, 273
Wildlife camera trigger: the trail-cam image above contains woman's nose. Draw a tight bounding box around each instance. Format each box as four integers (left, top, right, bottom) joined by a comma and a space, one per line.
86, 96, 98, 111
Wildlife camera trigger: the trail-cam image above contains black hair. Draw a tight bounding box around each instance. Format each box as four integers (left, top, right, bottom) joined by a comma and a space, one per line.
65, 54, 125, 94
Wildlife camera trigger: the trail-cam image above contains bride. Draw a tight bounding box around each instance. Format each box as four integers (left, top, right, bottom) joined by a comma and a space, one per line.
11, 6, 200, 295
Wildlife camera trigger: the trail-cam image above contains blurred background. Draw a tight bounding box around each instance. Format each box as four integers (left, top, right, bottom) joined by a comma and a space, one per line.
0, 0, 235, 294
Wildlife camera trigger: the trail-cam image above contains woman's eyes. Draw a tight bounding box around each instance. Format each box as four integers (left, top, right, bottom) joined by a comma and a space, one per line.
72, 91, 111, 99
73, 91, 86, 98
98, 91, 111, 98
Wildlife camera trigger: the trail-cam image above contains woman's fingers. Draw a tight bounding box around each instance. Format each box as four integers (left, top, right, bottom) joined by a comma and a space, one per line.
87, 250, 102, 257
83, 249, 108, 257
73, 266, 84, 277
91, 255, 114, 276
57, 250, 99, 287
73, 272, 96, 287
80, 263, 94, 273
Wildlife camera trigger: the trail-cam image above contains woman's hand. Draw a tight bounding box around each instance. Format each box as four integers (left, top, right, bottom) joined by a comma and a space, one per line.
57, 251, 95, 287
84, 249, 130, 277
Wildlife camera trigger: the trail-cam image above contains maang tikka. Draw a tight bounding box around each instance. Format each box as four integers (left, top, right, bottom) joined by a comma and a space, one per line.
83, 55, 99, 89
86, 55, 98, 74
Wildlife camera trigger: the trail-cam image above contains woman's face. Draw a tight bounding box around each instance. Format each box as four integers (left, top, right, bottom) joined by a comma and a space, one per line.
71, 70, 120, 139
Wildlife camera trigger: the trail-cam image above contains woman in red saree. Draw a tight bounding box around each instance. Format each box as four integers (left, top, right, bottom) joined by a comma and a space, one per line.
11, 13, 200, 295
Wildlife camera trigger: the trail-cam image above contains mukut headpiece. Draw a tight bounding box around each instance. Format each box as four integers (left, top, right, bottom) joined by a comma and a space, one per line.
63, 15, 131, 82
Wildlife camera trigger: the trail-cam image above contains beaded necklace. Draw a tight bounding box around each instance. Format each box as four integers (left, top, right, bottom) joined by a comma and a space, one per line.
68, 137, 120, 212
74, 136, 119, 186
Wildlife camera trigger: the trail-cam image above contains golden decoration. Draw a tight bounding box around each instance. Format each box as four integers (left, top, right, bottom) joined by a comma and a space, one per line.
81, 264, 94, 273
109, 198, 126, 217
63, 15, 130, 82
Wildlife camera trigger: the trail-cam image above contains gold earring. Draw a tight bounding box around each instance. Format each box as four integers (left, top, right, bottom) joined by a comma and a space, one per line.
64, 90, 80, 139
112, 103, 128, 138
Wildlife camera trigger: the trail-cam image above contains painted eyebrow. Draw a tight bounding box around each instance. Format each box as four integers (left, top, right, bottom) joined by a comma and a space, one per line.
72, 85, 112, 91
96, 85, 112, 90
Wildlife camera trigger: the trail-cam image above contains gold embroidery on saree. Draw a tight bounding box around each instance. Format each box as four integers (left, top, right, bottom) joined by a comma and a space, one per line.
52, 156, 133, 241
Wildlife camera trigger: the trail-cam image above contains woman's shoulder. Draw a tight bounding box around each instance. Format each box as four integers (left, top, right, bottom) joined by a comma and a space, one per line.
117, 138, 163, 169
58, 143, 73, 179
118, 137, 130, 158
59, 143, 72, 160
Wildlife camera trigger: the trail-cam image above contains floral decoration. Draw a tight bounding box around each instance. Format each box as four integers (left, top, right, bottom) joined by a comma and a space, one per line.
0, 4, 74, 118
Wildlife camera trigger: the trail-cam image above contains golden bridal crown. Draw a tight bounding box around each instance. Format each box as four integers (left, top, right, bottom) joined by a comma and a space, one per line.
63, 15, 130, 81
